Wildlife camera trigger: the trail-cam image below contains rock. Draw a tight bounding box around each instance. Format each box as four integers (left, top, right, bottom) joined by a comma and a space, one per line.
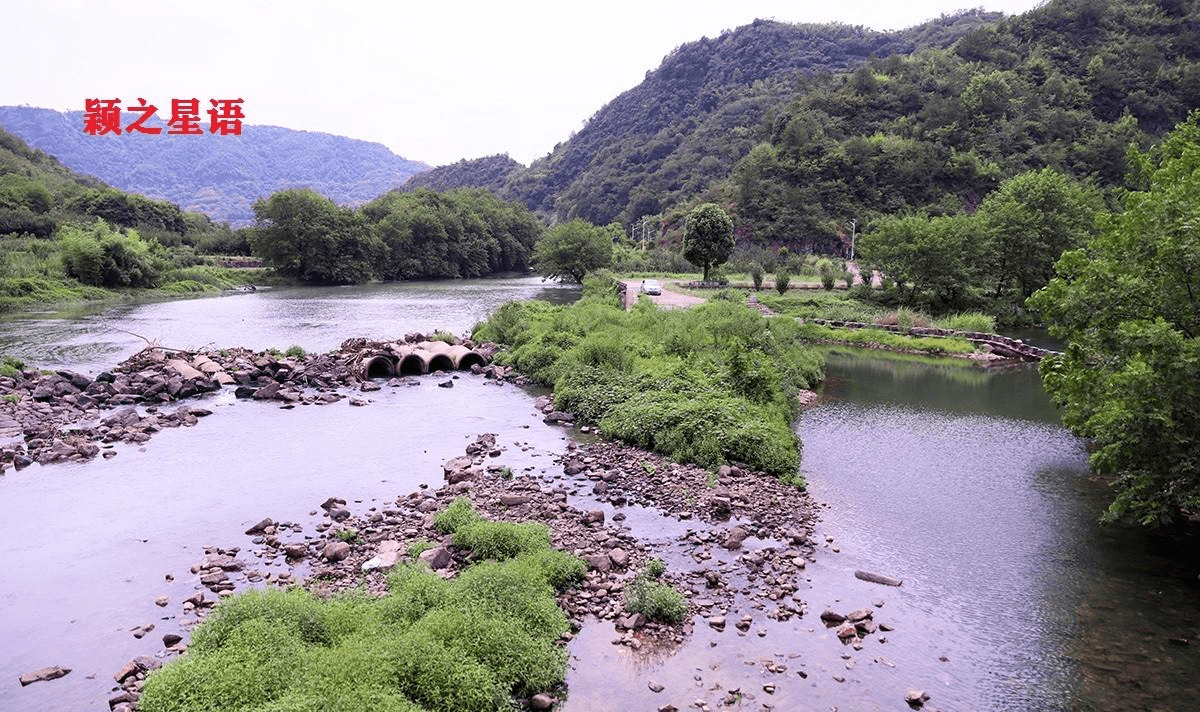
847, 607, 874, 622
608, 547, 629, 568
855, 569, 903, 586
328, 507, 352, 522
563, 460, 585, 475
543, 410, 575, 424
19, 666, 70, 686
447, 468, 476, 485
437, 380, 453, 388
443, 456, 474, 475
648, 680, 665, 693
499, 494, 531, 506
584, 554, 612, 572
723, 526, 750, 550
284, 543, 308, 559
162, 633, 183, 647
154, 596, 169, 607
167, 359, 204, 380
321, 541, 352, 562
618, 613, 647, 630
707, 616, 726, 630
905, 689, 930, 707
361, 540, 404, 571
836, 624, 858, 640
581, 510, 604, 525
419, 546, 452, 570
244, 517, 274, 535
820, 609, 847, 624
530, 694, 555, 710
132, 623, 155, 638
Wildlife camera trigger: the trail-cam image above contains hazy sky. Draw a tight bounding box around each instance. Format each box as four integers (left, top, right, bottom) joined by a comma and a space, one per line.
1, 0, 1045, 166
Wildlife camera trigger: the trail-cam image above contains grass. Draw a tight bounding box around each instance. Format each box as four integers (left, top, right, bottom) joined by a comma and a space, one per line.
139, 502, 585, 712
473, 285, 824, 479
1, 355, 24, 378
795, 323, 977, 356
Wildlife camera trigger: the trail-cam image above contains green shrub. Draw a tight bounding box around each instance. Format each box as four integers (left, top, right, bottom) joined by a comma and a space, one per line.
625, 568, 687, 623
774, 269, 790, 295
433, 497, 482, 534
820, 271, 835, 290
520, 549, 587, 591
285, 345, 306, 358
644, 558, 666, 579
937, 311, 996, 333
749, 262, 765, 290
406, 539, 434, 558
429, 330, 457, 345
0, 355, 23, 378
453, 520, 551, 560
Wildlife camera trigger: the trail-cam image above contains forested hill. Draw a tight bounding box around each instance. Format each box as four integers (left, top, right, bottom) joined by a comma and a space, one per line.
404, 11, 1003, 224
403, 154, 523, 193
0, 107, 430, 226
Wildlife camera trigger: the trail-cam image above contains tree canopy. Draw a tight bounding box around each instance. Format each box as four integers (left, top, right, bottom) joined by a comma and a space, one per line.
1028, 111, 1200, 527
531, 219, 614, 283
683, 203, 735, 281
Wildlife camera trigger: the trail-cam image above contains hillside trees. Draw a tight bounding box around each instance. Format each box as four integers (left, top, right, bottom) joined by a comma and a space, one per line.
1028, 112, 1200, 527
531, 219, 613, 283
683, 204, 735, 281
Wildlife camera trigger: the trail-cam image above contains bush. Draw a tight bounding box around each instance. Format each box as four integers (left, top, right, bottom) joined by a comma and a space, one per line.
1, 355, 24, 378
452, 520, 551, 560
432, 497, 482, 534
774, 269, 790, 295
749, 262, 765, 290
625, 565, 687, 623
285, 345, 306, 358
937, 311, 996, 333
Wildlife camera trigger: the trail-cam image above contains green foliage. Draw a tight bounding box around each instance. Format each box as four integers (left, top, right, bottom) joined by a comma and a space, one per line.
284, 345, 306, 358
938, 311, 996, 333
433, 496, 483, 534
452, 520, 552, 560
141, 535, 583, 712
794, 322, 976, 355
59, 220, 166, 288
749, 262, 765, 290
682, 203, 735, 281
644, 558, 667, 579
774, 268, 790, 295
406, 539, 434, 558
625, 565, 687, 623
1, 355, 24, 378
334, 528, 358, 543
473, 297, 823, 478
531, 218, 613, 283
429, 330, 458, 345
1029, 111, 1200, 527
251, 189, 380, 285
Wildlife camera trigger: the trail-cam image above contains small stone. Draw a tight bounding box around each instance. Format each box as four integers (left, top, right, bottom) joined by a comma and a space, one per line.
707, 616, 726, 630
648, 680, 665, 693
162, 633, 183, 647
905, 689, 930, 707
530, 693, 555, 710
321, 541, 351, 562
154, 596, 169, 607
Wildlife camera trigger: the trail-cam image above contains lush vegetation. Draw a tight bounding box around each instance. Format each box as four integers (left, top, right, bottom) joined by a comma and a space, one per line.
473, 276, 823, 479
250, 187, 543, 285
1029, 111, 1200, 527
530, 218, 617, 283
140, 501, 584, 712
855, 168, 1102, 322
0, 127, 262, 311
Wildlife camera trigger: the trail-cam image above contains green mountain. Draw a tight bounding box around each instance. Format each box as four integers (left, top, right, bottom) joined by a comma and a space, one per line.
404, 11, 1002, 224
0, 107, 430, 225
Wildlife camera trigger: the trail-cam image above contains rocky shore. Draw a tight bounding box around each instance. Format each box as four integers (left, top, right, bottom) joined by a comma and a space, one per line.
0, 334, 502, 473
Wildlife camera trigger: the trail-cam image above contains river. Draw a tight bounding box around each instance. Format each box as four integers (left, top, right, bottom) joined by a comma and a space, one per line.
0, 281, 1196, 712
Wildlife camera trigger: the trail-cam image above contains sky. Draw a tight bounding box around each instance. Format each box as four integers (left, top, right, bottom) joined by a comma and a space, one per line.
0, 0, 1046, 167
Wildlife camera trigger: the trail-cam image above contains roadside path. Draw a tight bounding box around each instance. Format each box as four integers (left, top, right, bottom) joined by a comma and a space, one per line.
620, 280, 705, 310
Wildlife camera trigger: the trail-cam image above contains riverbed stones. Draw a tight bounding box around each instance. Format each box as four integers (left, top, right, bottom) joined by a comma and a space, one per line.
18, 665, 70, 686
905, 689, 930, 707
321, 541, 352, 562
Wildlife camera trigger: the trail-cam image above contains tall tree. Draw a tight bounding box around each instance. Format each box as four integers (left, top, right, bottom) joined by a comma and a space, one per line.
1028, 111, 1200, 527
531, 218, 613, 283
683, 203, 735, 281
250, 188, 380, 285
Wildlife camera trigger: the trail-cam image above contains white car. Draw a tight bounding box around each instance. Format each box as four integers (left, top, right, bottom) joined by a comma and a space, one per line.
639, 279, 663, 295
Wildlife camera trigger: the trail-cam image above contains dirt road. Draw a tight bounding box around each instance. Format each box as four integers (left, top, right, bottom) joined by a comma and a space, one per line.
621, 280, 706, 310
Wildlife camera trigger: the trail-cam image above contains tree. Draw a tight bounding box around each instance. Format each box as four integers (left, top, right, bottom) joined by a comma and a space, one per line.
857, 213, 982, 311
977, 169, 1102, 305
1028, 111, 1200, 527
531, 218, 613, 283
683, 203, 734, 282
250, 188, 380, 285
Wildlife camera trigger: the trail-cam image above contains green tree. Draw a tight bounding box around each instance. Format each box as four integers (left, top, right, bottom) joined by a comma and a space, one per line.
250, 188, 380, 285
1028, 112, 1200, 527
858, 213, 982, 311
531, 218, 613, 283
683, 203, 734, 282
977, 169, 1102, 305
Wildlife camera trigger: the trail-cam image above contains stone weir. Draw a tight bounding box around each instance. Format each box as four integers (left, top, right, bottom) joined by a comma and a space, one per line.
0, 334, 501, 473
809, 319, 1061, 361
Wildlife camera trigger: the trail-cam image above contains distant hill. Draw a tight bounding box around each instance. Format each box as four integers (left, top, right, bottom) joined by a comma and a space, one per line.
0, 107, 430, 225
406, 11, 1002, 226
403, 154, 522, 193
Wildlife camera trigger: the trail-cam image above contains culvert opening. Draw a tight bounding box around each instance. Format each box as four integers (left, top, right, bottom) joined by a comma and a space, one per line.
428, 354, 454, 373
365, 356, 394, 379
458, 352, 486, 370
398, 354, 426, 376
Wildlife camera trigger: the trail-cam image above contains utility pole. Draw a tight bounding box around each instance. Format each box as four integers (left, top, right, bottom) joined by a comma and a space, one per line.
848, 218, 857, 262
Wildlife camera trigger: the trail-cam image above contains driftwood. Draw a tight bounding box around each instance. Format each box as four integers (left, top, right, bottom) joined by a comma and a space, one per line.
855, 569, 903, 587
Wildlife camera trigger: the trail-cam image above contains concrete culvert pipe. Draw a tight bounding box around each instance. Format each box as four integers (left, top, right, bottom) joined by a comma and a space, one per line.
447, 345, 485, 370
427, 353, 454, 373
398, 352, 428, 376
360, 355, 395, 379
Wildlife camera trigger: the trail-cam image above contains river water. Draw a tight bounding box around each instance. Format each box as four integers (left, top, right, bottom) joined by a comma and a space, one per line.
0, 281, 1196, 712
